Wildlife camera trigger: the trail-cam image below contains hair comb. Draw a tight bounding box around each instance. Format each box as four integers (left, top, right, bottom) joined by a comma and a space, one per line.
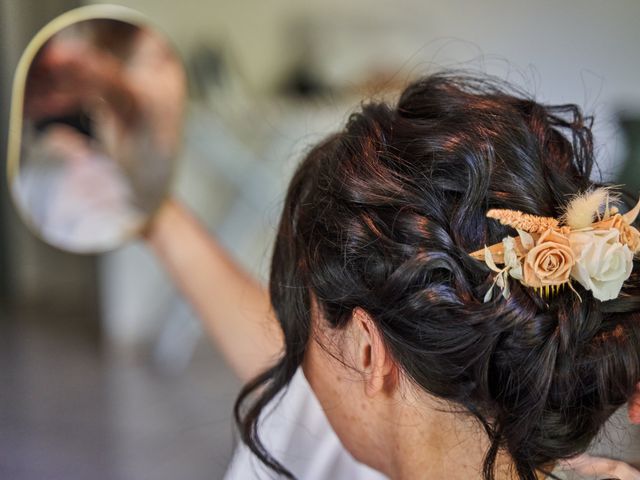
469, 186, 640, 304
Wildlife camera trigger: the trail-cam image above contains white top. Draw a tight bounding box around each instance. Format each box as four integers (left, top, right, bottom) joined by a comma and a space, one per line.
15, 125, 144, 252
224, 367, 389, 480
223, 368, 636, 480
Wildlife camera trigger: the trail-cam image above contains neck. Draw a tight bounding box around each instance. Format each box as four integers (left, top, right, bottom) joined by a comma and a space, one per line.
366, 387, 547, 480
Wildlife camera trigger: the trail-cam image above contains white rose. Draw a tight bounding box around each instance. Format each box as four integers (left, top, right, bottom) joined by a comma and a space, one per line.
568, 228, 634, 301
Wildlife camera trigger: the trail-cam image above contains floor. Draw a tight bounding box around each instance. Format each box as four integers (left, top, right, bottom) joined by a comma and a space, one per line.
0, 310, 242, 480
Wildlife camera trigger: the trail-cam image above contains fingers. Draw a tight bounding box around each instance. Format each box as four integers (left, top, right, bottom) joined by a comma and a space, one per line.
559, 453, 640, 479
628, 382, 640, 424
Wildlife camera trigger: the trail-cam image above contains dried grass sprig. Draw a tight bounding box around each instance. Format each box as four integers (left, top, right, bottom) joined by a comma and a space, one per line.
485, 209, 559, 233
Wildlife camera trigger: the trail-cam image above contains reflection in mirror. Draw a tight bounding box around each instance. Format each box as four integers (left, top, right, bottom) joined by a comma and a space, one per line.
9, 10, 186, 253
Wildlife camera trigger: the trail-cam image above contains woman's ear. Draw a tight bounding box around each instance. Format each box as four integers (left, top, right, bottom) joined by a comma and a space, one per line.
351, 307, 396, 398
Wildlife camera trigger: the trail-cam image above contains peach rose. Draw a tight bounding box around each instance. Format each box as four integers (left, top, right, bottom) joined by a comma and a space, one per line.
523, 228, 575, 288
608, 215, 640, 253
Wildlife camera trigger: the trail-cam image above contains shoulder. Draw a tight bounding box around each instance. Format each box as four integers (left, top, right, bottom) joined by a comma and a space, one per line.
224, 367, 388, 480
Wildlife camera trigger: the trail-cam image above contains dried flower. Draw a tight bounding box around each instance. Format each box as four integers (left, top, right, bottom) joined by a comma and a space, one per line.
568, 228, 633, 301
486, 209, 558, 233
592, 213, 640, 254
522, 228, 575, 288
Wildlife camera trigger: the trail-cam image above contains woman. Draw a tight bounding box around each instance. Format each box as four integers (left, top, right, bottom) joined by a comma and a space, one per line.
144, 69, 640, 479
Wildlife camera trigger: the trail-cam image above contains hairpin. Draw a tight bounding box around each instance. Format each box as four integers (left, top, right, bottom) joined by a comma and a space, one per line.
469, 186, 640, 303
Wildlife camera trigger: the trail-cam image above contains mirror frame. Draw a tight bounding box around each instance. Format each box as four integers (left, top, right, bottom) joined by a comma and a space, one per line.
6, 3, 186, 254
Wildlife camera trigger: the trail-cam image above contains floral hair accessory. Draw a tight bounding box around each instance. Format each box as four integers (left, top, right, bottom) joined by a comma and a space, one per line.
470, 186, 640, 303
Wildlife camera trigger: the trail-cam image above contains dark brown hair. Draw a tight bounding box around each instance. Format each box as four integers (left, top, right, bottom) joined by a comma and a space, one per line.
234, 68, 640, 480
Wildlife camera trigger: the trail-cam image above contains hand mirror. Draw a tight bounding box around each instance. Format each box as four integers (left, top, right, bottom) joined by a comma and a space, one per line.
7, 4, 186, 253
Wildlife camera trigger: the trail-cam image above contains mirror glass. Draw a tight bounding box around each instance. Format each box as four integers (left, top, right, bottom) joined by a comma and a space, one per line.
7, 7, 186, 253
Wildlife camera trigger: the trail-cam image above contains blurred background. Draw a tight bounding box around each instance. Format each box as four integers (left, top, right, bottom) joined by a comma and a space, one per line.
1, 1, 640, 479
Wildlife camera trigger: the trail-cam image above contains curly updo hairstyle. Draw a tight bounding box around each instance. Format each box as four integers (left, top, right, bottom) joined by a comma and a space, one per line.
234, 68, 640, 480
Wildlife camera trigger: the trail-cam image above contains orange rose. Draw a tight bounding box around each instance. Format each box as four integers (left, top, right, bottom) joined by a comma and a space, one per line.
523, 228, 575, 288
605, 214, 640, 253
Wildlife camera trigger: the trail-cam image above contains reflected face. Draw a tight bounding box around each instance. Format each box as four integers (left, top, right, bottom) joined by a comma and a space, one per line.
301, 301, 380, 469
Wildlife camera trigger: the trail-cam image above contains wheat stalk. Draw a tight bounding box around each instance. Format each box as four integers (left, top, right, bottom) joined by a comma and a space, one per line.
486, 209, 559, 234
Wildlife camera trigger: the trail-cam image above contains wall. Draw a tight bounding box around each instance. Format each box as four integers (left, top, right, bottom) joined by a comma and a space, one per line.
87, 0, 640, 176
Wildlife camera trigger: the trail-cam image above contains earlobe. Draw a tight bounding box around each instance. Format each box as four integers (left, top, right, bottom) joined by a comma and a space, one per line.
353, 307, 395, 398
